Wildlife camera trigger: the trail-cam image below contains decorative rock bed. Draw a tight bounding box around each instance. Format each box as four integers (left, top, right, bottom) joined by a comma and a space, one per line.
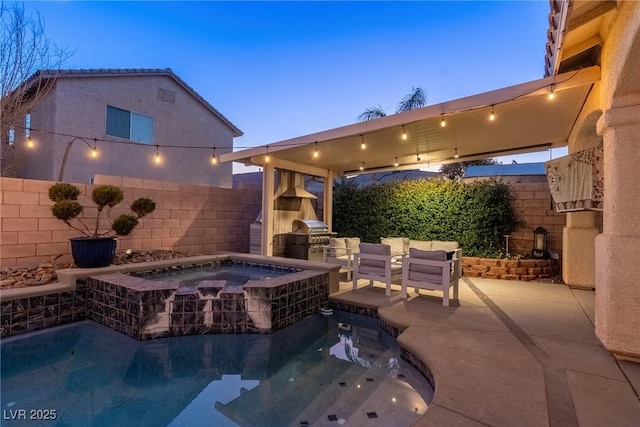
461, 257, 560, 281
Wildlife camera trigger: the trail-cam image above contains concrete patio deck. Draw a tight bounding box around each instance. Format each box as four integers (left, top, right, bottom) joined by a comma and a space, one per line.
330, 277, 640, 426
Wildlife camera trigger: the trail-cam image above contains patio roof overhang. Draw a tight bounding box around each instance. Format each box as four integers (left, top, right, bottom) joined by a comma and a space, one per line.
221, 66, 600, 177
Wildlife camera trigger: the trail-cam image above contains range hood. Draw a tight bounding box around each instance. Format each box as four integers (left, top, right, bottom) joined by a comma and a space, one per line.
279, 186, 317, 199
278, 171, 317, 199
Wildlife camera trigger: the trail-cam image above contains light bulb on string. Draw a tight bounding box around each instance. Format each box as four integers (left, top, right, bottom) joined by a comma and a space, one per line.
359, 162, 364, 171
548, 85, 555, 100
265, 146, 270, 163
489, 105, 496, 121
360, 134, 366, 150
154, 145, 161, 164
26, 136, 34, 149
394, 157, 399, 167
440, 115, 446, 128
90, 139, 98, 158
313, 142, 319, 159
417, 153, 421, 162
402, 125, 407, 140
211, 147, 218, 165
454, 148, 459, 159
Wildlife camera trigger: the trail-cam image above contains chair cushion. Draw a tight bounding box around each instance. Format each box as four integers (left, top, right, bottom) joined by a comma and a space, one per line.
345, 238, 361, 254
329, 238, 346, 249
409, 240, 432, 251
359, 243, 390, 270
409, 248, 446, 275
381, 237, 406, 256
361, 243, 391, 255
410, 248, 447, 260
408, 271, 444, 284
431, 240, 459, 252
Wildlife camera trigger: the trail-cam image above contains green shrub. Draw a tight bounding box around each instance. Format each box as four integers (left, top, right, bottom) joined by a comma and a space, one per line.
333, 178, 521, 257
48, 182, 81, 202
49, 183, 156, 238
130, 198, 156, 218
91, 185, 124, 210
111, 214, 139, 236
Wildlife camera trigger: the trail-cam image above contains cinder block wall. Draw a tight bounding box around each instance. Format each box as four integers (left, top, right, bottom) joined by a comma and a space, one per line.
0, 175, 261, 268
488, 176, 602, 260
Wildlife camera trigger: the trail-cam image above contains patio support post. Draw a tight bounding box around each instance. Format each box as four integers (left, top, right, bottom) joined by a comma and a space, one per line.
324, 170, 334, 230
562, 212, 598, 288
261, 163, 275, 256
595, 102, 640, 360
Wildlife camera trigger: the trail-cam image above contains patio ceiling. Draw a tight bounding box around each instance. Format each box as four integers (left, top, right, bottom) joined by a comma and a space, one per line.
221, 66, 600, 177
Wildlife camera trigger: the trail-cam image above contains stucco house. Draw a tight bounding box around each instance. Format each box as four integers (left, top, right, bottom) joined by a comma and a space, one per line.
13, 68, 241, 187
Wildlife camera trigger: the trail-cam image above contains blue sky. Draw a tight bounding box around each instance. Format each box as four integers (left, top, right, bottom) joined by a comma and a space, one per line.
24, 0, 563, 172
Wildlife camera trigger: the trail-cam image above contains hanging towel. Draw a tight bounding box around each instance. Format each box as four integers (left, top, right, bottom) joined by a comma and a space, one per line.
545, 145, 603, 212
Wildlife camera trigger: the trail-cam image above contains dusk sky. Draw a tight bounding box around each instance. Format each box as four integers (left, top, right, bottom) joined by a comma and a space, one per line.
24, 1, 564, 173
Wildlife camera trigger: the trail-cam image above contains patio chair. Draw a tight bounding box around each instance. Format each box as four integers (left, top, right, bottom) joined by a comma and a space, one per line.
352, 243, 403, 296
323, 237, 360, 280
401, 248, 460, 306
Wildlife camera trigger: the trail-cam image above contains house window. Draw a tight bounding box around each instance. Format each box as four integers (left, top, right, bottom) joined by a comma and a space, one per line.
106, 105, 153, 144
8, 127, 15, 145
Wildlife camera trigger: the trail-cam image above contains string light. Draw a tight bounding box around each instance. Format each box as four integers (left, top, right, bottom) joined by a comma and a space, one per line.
90, 139, 98, 158
417, 152, 421, 162
394, 157, 399, 167
313, 141, 319, 158
454, 147, 459, 159
265, 146, 270, 163
17, 72, 579, 169
211, 147, 218, 165
359, 162, 365, 171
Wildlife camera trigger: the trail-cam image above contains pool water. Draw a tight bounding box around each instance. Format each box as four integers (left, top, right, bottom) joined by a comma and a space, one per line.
1, 312, 432, 426
136, 264, 295, 287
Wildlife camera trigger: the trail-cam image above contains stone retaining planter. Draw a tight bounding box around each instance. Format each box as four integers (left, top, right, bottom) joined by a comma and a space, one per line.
461, 257, 559, 281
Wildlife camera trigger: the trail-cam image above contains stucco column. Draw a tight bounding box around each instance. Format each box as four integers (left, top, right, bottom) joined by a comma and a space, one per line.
595, 104, 640, 360
562, 211, 598, 288
261, 164, 275, 256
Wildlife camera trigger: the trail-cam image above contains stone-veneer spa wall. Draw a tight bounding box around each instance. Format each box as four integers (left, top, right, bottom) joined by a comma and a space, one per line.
0, 281, 89, 338
461, 257, 560, 281
88, 264, 330, 341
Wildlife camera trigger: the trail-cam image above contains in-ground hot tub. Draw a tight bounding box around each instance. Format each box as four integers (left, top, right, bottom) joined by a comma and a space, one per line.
86, 254, 336, 340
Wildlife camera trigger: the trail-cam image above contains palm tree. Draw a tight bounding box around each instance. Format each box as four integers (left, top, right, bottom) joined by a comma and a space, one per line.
357, 105, 387, 121
397, 87, 428, 112
357, 87, 428, 121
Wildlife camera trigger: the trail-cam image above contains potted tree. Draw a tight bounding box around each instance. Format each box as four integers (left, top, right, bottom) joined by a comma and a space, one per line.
49, 183, 156, 268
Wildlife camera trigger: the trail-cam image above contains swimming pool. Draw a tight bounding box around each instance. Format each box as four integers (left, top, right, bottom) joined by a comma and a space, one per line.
1, 311, 433, 426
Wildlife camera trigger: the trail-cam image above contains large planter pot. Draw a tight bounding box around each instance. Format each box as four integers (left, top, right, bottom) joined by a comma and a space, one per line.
70, 237, 117, 268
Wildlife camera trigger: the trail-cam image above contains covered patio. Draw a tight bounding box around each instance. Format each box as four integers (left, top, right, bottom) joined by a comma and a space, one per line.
221, 65, 599, 253
221, 0, 640, 364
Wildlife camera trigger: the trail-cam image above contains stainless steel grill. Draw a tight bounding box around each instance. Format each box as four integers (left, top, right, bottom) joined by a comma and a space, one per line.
287, 220, 336, 262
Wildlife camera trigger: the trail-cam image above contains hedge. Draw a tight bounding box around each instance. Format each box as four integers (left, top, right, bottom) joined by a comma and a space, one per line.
333, 178, 521, 257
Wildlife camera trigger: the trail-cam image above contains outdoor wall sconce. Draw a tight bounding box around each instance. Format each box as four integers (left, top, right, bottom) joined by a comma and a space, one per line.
531, 226, 548, 259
